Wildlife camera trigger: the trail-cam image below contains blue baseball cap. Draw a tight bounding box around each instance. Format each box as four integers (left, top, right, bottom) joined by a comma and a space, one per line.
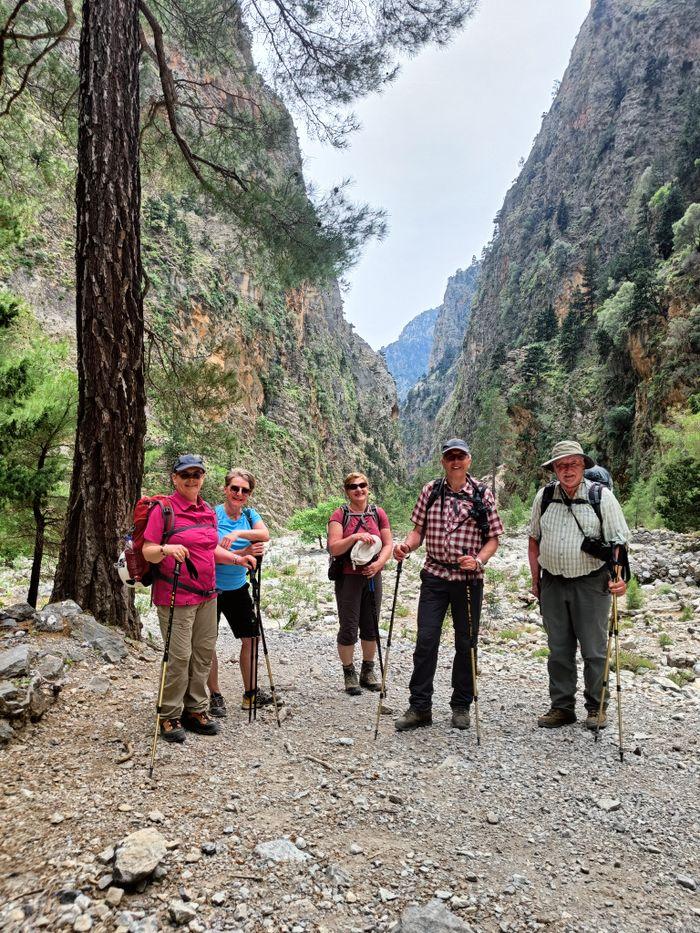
172, 454, 206, 473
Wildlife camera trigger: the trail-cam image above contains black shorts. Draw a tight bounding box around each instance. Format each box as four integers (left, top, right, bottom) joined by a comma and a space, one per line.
217, 585, 257, 639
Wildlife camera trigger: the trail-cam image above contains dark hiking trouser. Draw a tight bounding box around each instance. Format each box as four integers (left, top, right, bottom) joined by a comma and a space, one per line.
540, 567, 611, 714
408, 570, 483, 712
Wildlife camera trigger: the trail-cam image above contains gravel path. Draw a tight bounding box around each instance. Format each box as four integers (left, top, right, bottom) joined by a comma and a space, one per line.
1, 534, 699, 932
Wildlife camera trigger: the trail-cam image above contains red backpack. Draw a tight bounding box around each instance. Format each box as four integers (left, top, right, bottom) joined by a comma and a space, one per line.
124, 495, 175, 586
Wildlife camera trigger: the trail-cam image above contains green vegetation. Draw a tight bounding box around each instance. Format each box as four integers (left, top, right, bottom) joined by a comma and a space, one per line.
658, 632, 672, 647
679, 604, 694, 623
497, 628, 521, 641
288, 497, 346, 546
668, 669, 695, 688
612, 651, 655, 673
625, 577, 644, 611
532, 646, 550, 659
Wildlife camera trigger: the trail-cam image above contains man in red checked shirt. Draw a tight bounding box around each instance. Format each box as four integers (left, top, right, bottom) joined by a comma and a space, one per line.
393, 438, 504, 731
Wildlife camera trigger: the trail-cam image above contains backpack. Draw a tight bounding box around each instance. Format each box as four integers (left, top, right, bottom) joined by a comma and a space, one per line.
540, 481, 605, 528
424, 477, 492, 543
123, 494, 217, 596
327, 504, 381, 581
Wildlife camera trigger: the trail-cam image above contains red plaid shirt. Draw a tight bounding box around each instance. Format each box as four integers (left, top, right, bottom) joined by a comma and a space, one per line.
411, 478, 504, 581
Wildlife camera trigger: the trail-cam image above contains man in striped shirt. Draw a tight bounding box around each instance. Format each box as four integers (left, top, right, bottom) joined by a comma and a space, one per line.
529, 441, 629, 730
393, 438, 504, 731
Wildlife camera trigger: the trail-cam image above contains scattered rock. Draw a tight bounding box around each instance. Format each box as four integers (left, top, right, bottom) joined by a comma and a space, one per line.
596, 798, 621, 813
395, 898, 471, 932
70, 614, 127, 663
676, 875, 697, 892
168, 899, 197, 925
113, 828, 167, 886
255, 838, 311, 863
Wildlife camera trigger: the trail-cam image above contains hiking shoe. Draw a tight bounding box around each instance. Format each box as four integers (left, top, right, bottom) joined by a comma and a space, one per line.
241, 689, 279, 710
182, 710, 220, 735
451, 707, 471, 730
395, 707, 432, 732
585, 709, 608, 730
360, 660, 380, 692
343, 664, 361, 696
160, 718, 186, 743
537, 707, 576, 729
209, 692, 227, 718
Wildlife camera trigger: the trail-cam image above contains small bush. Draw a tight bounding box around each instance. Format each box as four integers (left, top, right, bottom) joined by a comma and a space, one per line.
532, 647, 550, 658
497, 628, 520, 641
679, 605, 694, 623
612, 650, 655, 673
658, 632, 672, 647
668, 670, 694, 688
625, 577, 644, 610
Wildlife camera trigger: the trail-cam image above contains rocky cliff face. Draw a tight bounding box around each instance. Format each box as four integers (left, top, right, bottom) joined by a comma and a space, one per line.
400, 261, 479, 471
381, 307, 439, 403
0, 16, 401, 524
434, 0, 700, 492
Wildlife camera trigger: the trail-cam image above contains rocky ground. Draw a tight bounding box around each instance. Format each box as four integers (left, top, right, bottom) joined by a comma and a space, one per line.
0, 530, 698, 933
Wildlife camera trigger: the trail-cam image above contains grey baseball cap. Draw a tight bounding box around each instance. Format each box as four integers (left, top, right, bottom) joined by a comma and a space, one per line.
541, 440, 594, 471
441, 438, 470, 455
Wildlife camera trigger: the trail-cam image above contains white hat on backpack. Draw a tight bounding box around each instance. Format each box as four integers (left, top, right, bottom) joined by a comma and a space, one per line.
350, 535, 382, 570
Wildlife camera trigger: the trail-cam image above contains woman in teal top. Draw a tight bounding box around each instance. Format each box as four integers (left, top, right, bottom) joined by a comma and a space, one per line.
207, 468, 271, 716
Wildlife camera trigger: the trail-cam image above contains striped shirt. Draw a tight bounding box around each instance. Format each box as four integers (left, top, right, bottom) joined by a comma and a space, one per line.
529, 479, 629, 578
411, 477, 504, 582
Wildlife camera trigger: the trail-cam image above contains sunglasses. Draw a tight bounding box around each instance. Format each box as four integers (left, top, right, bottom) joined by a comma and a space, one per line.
444, 452, 468, 461
346, 482, 368, 491
228, 484, 251, 495
178, 470, 204, 479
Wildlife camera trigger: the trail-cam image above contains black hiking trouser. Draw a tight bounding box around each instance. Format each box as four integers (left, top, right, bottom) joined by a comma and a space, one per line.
408, 570, 483, 711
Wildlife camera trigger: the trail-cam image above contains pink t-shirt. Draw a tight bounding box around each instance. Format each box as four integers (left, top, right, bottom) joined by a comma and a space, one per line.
329, 506, 390, 576
144, 491, 219, 606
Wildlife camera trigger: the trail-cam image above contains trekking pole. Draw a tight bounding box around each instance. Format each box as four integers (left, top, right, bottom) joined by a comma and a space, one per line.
595, 565, 624, 761
463, 549, 481, 746
595, 597, 615, 745
248, 564, 259, 724
368, 576, 385, 681
149, 561, 181, 778
374, 560, 403, 740
254, 556, 282, 728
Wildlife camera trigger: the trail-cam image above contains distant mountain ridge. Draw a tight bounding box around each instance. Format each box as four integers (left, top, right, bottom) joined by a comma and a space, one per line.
381, 307, 439, 403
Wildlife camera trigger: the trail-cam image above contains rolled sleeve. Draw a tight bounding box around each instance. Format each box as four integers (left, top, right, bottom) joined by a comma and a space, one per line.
601, 489, 630, 545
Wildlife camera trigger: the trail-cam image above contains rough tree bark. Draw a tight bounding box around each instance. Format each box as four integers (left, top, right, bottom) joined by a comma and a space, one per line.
52, 0, 145, 634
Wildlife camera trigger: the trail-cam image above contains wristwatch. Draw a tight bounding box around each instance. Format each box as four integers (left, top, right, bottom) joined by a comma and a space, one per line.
475, 558, 484, 571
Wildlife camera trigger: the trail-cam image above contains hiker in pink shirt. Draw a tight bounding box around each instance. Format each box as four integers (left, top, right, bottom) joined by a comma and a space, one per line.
142, 454, 254, 743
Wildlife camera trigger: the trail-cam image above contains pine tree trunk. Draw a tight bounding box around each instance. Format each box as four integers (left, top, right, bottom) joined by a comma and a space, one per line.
52, 0, 145, 635
27, 499, 45, 609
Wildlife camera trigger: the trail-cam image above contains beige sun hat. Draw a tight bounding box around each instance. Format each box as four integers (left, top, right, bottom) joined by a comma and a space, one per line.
541, 440, 595, 471
350, 535, 382, 570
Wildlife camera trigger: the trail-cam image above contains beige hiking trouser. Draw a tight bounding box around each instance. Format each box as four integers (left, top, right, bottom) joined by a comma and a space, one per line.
156, 598, 217, 720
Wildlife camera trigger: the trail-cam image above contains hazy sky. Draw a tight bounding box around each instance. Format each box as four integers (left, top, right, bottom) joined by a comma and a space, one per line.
298, 0, 590, 350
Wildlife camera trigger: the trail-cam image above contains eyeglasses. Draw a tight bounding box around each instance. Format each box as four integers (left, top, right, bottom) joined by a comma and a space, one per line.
178, 470, 204, 480
346, 482, 368, 491
228, 484, 251, 495
444, 452, 468, 461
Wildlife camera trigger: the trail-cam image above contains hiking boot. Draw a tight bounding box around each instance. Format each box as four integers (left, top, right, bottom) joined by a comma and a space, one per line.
160, 717, 186, 743
395, 707, 432, 732
241, 689, 280, 710
209, 692, 227, 718
182, 710, 220, 735
585, 708, 608, 730
359, 660, 380, 691
451, 707, 471, 730
343, 664, 361, 696
537, 707, 577, 729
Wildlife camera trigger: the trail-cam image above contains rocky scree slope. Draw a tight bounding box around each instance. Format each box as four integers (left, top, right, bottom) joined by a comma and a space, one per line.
0, 12, 400, 521
431, 0, 700, 491
0, 531, 698, 932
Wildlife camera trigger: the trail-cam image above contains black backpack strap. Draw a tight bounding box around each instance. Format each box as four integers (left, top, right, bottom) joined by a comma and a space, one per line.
425, 478, 444, 516
339, 503, 350, 529
587, 482, 604, 528
540, 482, 556, 517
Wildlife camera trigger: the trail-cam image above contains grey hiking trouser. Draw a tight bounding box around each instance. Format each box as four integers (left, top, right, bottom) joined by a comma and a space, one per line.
540, 567, 611, 714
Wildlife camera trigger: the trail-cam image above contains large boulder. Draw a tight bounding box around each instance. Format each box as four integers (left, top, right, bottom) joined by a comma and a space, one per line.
35, 600, 83, 633
0, 645, 30, 679
395, 899, 471, 932
71, 614, 127, 663
0, 603, 36, 623
113, 829, 167, 886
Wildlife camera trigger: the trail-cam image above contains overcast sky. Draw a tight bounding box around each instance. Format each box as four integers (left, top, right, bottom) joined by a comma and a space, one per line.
298, 0, 590, 350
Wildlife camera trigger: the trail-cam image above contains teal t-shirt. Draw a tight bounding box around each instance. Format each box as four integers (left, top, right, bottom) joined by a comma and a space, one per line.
215, 505, 262, 592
